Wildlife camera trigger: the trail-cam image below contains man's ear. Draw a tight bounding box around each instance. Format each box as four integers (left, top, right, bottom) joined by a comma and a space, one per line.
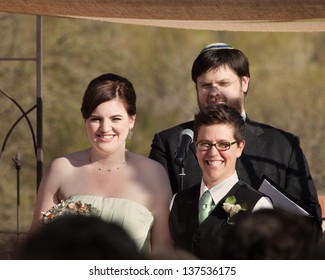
242, 76, 250, 93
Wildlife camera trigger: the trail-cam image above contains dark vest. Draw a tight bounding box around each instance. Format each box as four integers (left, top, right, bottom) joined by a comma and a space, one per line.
169, 180, 266, 259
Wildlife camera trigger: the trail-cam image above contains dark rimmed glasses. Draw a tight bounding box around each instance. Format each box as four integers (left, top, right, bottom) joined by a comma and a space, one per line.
196, 140, 237, 151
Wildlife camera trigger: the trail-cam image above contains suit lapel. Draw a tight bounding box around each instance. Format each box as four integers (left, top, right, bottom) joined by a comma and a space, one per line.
180, 120, 199, 167
190, 186, 201, 230
177, 185, 201, 231
236, 117, 266, 185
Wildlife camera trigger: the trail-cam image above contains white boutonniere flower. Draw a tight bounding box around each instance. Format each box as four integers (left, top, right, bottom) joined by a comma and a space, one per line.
222, 195, 248, 224
41, 199, 100, 225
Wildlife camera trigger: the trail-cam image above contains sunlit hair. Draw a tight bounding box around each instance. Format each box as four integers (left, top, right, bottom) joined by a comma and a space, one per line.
193, 104, 245, 142
81, 73, 136, 119
191, 45, 250, 95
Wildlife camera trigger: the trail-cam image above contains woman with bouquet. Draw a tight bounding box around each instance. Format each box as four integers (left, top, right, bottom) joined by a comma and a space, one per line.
29, 73, 172, 254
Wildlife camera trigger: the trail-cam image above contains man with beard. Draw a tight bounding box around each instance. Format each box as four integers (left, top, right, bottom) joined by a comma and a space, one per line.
149, 43, 322, 239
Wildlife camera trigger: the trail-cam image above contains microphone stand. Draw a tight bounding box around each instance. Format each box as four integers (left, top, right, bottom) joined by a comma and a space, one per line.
174, 128, 193, 192
177, 164, 185, 192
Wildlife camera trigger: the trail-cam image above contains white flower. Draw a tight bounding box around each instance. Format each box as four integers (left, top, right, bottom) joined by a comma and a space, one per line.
41, 199, 100, 225
223, 203, 242, 217
222, 195, 248, 224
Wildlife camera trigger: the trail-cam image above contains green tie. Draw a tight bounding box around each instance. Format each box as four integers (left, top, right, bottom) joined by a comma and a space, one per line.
198, 191, 215, 224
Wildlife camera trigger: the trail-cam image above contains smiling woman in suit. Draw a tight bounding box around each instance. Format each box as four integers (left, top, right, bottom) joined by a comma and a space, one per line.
169, 104, 274, 259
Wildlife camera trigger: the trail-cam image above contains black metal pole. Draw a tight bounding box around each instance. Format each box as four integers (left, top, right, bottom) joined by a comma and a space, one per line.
178, 165, 185, 192
36, 16, 43, 191
12, 153, 21, 244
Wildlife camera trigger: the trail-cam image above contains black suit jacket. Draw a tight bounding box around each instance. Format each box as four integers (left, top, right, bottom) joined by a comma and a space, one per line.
149, 117, 322, 236
169, 180, 265, 259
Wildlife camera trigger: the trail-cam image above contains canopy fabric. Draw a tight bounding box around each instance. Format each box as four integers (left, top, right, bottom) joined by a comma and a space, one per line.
0, 0, 324, 32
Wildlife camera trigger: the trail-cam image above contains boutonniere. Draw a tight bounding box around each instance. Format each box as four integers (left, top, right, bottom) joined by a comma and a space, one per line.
41, 199, 100, 225
222, 195, 248, 224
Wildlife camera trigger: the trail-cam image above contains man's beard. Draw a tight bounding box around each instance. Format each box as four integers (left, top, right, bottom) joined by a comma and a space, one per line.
224, 99, 242, 115
199, 96, 242, 115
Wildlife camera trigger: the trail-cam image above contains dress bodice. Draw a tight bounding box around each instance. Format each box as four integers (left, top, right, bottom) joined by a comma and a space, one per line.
68, 195, 154, 252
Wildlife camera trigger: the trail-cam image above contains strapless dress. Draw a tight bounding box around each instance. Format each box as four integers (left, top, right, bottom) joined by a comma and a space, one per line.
68, 195, 154, 252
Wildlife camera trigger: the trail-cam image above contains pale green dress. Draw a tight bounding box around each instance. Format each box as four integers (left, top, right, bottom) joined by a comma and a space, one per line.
68, 195, 154, 253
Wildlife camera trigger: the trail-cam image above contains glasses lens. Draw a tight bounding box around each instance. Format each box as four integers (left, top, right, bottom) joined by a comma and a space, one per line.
217, 142, 230, 151
197, 141, 235, 151
197, 142, 211, 151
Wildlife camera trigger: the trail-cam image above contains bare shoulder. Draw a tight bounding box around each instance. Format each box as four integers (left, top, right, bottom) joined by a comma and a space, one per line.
127, 151, 172, 198
46, 150, 88, 174
127, 151, 165, 172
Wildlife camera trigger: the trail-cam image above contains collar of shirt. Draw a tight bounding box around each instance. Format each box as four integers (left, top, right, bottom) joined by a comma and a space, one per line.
242, 112, 246, 121
199, 172, 239, 206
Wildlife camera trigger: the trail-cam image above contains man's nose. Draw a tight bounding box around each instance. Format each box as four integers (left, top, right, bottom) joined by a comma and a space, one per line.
208, 85, 221, 95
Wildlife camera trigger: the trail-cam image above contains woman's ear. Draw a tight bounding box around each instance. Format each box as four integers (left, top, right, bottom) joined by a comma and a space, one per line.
129, 114, 136, 129
236, 140, 245, 158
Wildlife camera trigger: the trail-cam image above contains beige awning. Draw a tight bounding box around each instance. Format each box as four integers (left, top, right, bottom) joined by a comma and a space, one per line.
0, 0, 324, 32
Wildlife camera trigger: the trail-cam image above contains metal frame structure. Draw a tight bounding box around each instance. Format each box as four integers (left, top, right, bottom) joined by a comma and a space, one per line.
0, 15, 43, 257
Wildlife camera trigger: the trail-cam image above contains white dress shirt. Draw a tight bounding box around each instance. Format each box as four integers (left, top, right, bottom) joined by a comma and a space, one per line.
170, 172, 273, 211
199, 172, 273, 211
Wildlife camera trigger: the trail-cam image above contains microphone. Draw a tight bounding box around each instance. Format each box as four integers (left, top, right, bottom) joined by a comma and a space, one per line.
174, 129, 194, 167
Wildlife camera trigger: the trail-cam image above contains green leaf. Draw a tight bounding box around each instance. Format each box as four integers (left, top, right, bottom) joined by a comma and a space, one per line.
224, 195, 236, 204
227, 217, 235, 225
240, 201, 248, 211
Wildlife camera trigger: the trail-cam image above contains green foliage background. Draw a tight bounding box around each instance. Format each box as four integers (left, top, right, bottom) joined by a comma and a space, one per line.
0, 13, 324, 251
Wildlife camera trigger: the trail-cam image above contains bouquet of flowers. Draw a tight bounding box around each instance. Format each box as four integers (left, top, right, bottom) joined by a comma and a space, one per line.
41, 199, 100, 225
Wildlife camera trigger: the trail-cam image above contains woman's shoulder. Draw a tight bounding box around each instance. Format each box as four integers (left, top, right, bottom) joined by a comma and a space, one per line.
127, 151, 172, 197
47, 150, 88, 172
127, 151, 165, 171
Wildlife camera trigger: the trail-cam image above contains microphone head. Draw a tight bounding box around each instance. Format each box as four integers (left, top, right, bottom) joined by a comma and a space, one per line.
180, 129, 194, 143
174, 129, 194, 168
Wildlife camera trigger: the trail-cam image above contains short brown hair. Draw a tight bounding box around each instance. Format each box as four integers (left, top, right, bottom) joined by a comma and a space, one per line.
193, 104, 245, 142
